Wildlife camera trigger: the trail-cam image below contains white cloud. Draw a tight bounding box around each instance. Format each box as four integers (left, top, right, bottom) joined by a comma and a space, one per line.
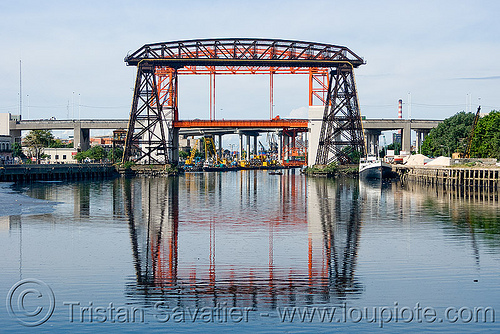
288, 107, 308, 119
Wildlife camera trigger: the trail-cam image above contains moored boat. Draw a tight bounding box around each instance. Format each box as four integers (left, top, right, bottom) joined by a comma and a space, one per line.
359, 156, 392, 179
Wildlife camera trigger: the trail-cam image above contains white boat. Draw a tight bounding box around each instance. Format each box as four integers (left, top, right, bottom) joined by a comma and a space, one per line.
359, 156, 392, 179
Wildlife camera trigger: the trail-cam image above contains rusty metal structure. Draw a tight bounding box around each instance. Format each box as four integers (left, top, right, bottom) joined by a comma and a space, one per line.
122, 38, 365, 164
315, 65, 366, 165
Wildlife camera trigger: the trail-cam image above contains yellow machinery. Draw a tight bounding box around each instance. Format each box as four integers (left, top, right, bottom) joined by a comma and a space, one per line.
185, 139, 199, 165
204, 136, 221, 165
186, 136, 222, 166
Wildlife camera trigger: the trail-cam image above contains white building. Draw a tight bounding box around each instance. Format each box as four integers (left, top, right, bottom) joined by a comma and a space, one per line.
43, 148, 78, 164
22, 147, 78, 164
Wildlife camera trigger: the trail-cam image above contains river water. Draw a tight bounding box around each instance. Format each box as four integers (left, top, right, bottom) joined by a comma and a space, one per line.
0, 170, 499, 333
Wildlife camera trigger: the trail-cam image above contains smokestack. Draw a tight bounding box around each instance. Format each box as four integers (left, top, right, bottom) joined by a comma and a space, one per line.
398, 99, 403, 136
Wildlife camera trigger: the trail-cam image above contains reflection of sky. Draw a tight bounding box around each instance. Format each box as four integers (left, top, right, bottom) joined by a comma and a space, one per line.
0, 173, 499, 332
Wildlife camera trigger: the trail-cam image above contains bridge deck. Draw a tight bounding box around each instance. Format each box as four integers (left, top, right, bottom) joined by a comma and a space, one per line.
173, 119, 308, 129
10, 118, 442, 131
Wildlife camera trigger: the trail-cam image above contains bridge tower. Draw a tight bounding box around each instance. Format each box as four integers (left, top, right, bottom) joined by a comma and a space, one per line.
123, 65, 179, 164
315, 65, 365, 165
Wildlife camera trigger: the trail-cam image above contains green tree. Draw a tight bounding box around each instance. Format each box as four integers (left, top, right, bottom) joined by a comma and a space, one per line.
470, 110, 500, 159
23, 130, 55, 163
49, 138, 72, 148
75, 151, 87, 162
340, 146, 361, 164
179, 150, 189, 159
87, 145, 105, 162
421, 111, 475, 157
386, 142, 402, 155
107, 147, 124, 163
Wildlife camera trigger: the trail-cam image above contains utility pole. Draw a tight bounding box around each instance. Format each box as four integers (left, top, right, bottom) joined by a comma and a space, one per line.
19, 60, 22, 118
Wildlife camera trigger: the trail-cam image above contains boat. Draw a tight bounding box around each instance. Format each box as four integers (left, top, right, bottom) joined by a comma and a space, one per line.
359, 156, 392, 179
202, 159, 229, 172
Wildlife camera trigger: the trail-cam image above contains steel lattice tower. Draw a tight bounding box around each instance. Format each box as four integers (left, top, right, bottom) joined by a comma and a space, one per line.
123, 64, 179, 164
315, 65, 366, 165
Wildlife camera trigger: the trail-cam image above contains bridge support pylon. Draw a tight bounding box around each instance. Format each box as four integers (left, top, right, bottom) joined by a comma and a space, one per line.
315, 65, 365, 165
123, 64, 179, 164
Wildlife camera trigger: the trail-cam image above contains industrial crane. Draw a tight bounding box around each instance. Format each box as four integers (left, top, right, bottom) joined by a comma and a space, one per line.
185, 139, 200, 165
463, 106, 481, 159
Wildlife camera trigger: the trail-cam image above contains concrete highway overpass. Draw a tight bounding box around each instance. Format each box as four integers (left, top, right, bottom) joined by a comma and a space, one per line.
4, 115, 442, 154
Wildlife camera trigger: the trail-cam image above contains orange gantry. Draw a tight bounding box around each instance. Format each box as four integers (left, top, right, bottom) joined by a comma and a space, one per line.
173, 118, 308, 129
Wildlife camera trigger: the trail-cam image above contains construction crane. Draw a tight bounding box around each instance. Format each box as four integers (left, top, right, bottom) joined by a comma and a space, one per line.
463, 106, 481, 159
185, 139, 200, 165
258, 140, 266, 154
204, 136, 221, 165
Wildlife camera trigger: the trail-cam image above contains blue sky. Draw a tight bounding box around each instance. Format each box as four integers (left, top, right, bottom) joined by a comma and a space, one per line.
1, 0, 499, 123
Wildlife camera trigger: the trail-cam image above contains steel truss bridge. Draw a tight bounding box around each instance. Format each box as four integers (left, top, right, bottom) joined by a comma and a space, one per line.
122, 38, 366, 165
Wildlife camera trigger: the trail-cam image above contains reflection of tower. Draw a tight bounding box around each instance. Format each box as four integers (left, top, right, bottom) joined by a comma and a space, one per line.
308, 178, 363, 298
125, 172, 360, 309
124, 177, 179, 287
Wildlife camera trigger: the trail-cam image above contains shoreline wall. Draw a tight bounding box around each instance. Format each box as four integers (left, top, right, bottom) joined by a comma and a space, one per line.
0, 164, 117, 182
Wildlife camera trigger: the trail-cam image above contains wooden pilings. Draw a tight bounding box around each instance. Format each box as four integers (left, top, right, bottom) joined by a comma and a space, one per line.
395, 166, 500, 202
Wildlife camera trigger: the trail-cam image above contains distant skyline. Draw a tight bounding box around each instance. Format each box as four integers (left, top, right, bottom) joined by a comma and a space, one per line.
1, 0, 499, 123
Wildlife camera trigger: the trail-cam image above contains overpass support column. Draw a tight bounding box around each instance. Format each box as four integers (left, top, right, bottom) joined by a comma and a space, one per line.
415, 130, 422, 154
416, 129, 430, 154
307, 106, 324, 166
246, 134, 251, 161
253, 135, 258, 156
239, 134, 243, 160
171, 128, 179, 163
402, 123, 412, 154
278, 132, 283, 162
10, 130, 21, 144
423, 130, 430, 142
218, 134, 222, 159
365, 130, 381, 156
74, 124, 90, 151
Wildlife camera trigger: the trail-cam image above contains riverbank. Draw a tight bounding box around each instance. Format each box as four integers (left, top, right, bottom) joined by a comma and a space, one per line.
302, 164, 359, 177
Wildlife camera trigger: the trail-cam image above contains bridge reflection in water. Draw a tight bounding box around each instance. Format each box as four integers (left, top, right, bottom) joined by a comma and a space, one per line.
121, 172, 363, 309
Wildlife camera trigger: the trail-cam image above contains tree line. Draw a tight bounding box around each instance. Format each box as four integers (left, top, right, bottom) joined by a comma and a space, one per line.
18, 129, 122, 163
421, 110, 500, 159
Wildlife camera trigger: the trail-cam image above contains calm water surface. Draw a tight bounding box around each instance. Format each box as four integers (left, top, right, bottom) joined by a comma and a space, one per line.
0, 170, 499, 333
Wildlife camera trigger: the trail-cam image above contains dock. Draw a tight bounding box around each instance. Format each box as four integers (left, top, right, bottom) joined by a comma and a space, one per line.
0, 164, 117, 182
394, 165, 500, 191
